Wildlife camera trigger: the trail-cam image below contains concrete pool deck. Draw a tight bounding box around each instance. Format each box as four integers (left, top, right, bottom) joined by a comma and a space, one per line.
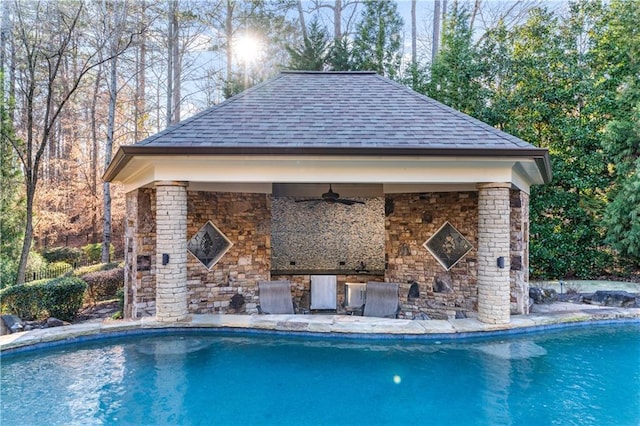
2, 302, 639, 352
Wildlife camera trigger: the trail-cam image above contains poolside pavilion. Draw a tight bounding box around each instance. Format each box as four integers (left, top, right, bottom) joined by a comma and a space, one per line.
103, 71, 551, 325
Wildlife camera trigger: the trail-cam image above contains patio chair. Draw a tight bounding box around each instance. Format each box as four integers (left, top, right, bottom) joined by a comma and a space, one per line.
258, 280, 295, 314
363, 282, 400, 318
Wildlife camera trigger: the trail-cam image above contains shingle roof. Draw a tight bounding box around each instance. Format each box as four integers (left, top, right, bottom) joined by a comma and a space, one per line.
104, 71, 551, 184
136, 71, 536, 150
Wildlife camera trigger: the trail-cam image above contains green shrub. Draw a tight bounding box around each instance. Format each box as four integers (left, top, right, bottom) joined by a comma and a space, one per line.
42, 277, 87, 321
42, 246, 83, 264
82, 243, 115, 263
0, 279, 48, 320
82, 267, 124, 304
0, 277, 87, 322
0, 257, 18, 289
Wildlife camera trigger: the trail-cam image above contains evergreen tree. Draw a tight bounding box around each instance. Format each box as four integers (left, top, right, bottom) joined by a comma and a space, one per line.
286, 18, 331, 71
327, 36, 352, 71
427, 4, 483, 115
476, 5, 614, 279
351, 0, 404, 79
603, 82, 640, 261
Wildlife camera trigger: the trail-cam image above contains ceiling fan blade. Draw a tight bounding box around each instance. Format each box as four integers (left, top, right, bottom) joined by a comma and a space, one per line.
335, 199, 365, 205
295, 199, 323, 203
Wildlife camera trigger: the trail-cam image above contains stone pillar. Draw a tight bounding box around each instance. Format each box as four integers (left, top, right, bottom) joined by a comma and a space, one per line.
155, 181, 188, 322
477, 183, 511, 324
123, 190, 138, 319
510, 190, 530, 315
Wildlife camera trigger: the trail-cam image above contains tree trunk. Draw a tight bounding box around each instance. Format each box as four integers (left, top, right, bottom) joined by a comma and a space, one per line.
470, 0, 481, 31
171, 0, 180, 124
411, 0, 417, 66
102, 49, 117, 264
226, 0, 234, 83
432, 0, 441, 64
16, 180, 35, 285
297, 0, 308, 43
90, 66, 102, 244
166, 0, 174, 127
134, 0, 146, 141
334, 0, 342, 40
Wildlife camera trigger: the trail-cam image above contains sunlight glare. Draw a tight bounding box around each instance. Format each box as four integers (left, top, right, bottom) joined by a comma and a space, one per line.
235, 33, 261, 63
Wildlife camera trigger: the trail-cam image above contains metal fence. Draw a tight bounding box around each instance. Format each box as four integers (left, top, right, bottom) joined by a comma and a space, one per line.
23, 260, 99, 283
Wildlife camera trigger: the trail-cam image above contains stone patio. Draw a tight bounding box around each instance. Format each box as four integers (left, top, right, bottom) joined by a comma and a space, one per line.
2, 305, 638, 352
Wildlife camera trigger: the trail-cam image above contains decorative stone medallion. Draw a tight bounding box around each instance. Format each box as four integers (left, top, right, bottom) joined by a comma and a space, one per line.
423, 222, 473, 271
187, 221, 233, 269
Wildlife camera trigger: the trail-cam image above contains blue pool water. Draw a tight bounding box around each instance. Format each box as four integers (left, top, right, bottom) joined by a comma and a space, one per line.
2, 323, 639, 426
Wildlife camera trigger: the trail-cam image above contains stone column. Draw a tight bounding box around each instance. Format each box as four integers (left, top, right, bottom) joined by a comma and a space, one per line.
510, 190, 530, 315
155, 181, 188, 322
477, 183, 511, 324
123, 190, 138, 319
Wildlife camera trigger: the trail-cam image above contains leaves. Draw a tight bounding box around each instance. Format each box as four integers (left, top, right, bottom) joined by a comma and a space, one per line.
351, 0, 404, 79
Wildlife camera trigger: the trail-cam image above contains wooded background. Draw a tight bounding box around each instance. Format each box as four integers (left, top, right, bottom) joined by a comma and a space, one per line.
1, 0, 638, 286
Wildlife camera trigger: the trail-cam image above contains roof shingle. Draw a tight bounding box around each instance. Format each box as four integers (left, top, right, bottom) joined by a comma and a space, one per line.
136, 71, 537, 150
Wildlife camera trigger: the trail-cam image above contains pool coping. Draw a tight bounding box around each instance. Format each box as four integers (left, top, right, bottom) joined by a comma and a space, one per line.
2, 304, 639, 353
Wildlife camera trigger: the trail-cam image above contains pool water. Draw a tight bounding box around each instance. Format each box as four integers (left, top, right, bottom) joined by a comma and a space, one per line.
2, 324, 639, 425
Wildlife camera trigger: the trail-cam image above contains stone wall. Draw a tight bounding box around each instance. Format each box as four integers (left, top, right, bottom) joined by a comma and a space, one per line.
124, 188, 156, 318
186, 191, 271, 314
124, 187, 527, 322
271, 197, 385, 273
510, 189, 530, 314
385, 193, 478, 319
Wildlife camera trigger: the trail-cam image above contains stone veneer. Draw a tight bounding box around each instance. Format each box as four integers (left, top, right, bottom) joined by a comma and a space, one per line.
155, 182, 188, 321
477, 183, 511, 324
385, 192, 479, 320
510, 189, 530, 314
186, 191, 270, 315
124, 187, 529, 322
124, 188, 157, 319
271, 197, 384, 273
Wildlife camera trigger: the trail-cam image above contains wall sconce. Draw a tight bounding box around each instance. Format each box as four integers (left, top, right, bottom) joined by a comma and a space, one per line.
162, 253, 170, 265
497, 256, 505, 269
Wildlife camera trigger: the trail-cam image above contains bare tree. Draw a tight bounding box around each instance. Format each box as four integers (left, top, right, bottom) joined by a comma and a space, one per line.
5, 1, 134, 283
411, 0, 417, 66
432, 0, 442, 64
134, 0, 149, 141
307, 0, 360, 41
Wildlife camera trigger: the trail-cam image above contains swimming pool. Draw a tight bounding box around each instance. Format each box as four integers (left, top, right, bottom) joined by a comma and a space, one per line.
2, 323, 639, 425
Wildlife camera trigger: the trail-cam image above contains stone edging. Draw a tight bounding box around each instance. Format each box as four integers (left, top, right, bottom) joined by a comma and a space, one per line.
1, 308, 639, 354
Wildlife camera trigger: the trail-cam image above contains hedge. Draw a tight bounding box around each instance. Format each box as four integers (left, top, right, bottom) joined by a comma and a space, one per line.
82, 243, 115, 263
0, 277, 87, 322
82, 267, 124, 304
42, 246, 83, 264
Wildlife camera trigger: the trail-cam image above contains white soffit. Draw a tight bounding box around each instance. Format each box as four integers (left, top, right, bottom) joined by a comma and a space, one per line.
117, 155, 539, 193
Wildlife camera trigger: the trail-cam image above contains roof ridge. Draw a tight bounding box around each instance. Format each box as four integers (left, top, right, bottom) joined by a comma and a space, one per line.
372, 74, 534, 148
281, 70, 377, 75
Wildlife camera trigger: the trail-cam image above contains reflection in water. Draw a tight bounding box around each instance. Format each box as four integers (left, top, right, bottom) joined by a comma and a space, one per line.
475, 341, 547, 425
152, 340, 188, 425
65, 346, 126, 422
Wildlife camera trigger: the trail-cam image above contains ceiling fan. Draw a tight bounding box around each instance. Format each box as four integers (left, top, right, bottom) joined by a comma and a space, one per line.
295, 184, 365, 206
